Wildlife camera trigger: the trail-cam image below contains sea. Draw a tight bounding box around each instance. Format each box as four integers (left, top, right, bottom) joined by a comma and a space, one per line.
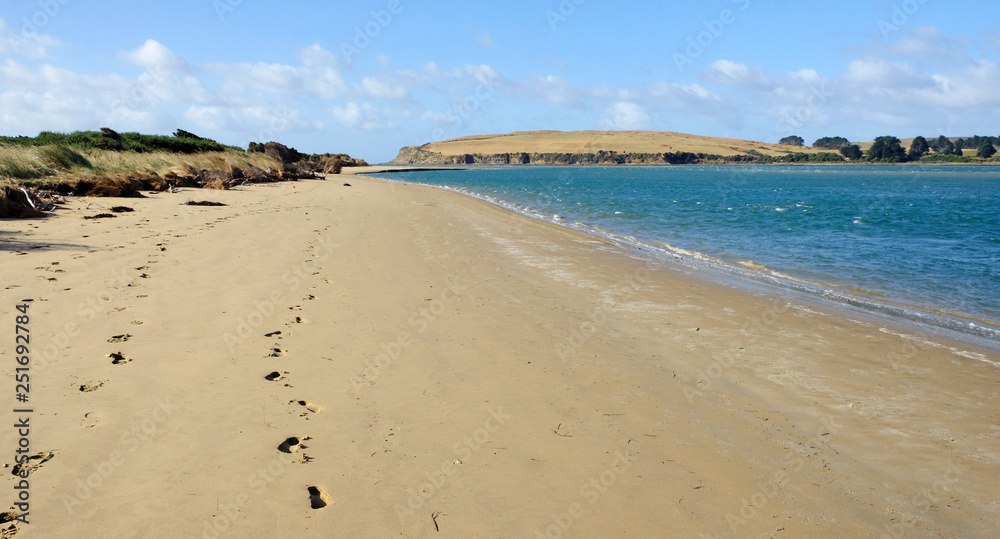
380, 165, 1000, 350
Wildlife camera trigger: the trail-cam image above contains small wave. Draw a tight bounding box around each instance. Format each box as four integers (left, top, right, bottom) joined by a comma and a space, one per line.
739, 261, 767, 270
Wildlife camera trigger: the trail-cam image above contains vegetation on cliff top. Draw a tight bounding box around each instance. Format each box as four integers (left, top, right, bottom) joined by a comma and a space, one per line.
0, 128, 368, 218
391, 130, 1000, 166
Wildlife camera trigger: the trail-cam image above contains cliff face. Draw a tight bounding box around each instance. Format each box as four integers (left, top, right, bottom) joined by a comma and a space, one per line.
388, 145, 848, 166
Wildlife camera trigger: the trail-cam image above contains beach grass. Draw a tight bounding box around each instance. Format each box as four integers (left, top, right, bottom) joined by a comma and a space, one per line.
0, 144, 283, 186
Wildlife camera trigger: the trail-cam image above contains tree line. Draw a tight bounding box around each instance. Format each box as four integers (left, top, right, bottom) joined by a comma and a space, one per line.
780, 135, 998, 162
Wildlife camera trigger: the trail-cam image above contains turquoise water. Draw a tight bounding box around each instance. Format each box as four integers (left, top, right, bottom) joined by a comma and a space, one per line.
384, 166, 1000, 344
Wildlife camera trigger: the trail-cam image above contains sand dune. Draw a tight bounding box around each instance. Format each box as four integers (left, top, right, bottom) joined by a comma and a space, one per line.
1, 176, 997, 538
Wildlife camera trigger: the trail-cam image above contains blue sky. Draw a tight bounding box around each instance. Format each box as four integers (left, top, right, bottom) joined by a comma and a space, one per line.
1, 0, 999, 162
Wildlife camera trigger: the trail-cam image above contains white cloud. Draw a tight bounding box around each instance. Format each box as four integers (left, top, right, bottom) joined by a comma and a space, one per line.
121, 40, 189, 72
361, 76, 409, 100
460, 64, 502, 88
517, 74, 579, 106
0, 17, 60, 59
704, 60, 770, 86
297, 44, 339, 68
883, 26, 971, 64
478, 31, 497, 49
331, 102, 395, 131
600, 102, 650, 131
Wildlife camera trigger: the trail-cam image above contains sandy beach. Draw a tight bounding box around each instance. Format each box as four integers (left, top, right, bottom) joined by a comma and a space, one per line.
1, 175, 998, 538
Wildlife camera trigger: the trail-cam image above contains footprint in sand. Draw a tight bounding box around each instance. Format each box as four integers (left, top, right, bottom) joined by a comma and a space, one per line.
269, 348, 284, 358
264, 371, 287, 382
308, 486, 332, 509
264, 330, 282, 338
81, 412, 102, 428
107, 334, 132, 343
0, 513, 18, 538
278, 436, 310, 453
109, 352, 131, 365
131, 319, 143, 325
294, 316, 307, 324
11, 451, 54, 476
79, 380, 105, 392
292, 400, 323, 413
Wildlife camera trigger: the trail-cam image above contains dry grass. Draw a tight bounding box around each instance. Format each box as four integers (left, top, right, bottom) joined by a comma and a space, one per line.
0, 144, 282, 186
422, 130, 833, 157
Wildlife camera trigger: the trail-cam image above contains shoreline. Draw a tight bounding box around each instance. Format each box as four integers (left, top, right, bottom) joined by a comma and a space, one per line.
2, 176, 997, 537
364, 170, 1000, 353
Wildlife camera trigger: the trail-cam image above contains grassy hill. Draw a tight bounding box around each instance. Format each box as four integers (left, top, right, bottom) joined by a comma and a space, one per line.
393, 130, 831, 164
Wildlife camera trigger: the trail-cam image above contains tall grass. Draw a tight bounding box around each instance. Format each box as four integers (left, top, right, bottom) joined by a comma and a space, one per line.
0, 144, 282, 186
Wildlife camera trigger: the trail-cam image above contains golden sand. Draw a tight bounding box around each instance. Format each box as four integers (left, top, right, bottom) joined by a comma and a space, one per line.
1, 176, 997, 537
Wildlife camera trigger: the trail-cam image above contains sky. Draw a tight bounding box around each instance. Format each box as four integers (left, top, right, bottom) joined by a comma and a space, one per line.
1, 0, 999, 163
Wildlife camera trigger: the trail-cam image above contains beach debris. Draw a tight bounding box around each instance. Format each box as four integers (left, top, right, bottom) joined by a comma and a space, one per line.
79, 381, 105, 392
84, 213, 116, 220
184, 200, 227, 206
278, 436, 310, 453
552, 423, 573, 437
308, 486, 331, 509
110, 206, 134, 213
432, 511, 441, 531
